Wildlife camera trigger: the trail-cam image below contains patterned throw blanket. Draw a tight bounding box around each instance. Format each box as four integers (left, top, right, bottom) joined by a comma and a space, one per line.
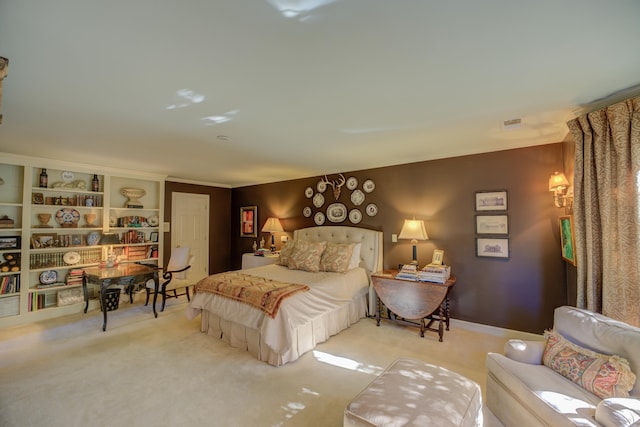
194, 272, 310, 318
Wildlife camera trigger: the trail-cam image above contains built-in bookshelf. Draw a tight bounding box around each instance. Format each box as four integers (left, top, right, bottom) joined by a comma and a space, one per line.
0, 154, 166, 326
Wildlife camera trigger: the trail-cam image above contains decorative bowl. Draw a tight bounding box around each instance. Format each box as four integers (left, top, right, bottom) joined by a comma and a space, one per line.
120, 187, 146, 208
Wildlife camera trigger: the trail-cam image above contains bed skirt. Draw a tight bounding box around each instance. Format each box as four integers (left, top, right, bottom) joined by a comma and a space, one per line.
198, 293, 368, 366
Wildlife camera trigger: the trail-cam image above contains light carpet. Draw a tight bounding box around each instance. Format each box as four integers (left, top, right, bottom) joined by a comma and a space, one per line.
0, 298, 509, 427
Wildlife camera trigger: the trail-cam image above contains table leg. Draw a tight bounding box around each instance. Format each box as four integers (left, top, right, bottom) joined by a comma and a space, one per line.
82, 275, 89, 314
375, 295, 381, 326
420, 318, 425, 338
100, 283, 108, 332
151, 272, 159, 318
438, 304, 445, 342
445, 297, 451, 331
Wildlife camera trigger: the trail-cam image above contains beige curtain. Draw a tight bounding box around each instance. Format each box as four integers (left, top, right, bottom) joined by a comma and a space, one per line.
566, 97, 640, 326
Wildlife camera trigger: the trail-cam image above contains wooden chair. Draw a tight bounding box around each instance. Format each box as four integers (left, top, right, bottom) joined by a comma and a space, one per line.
144, 247, 194, 312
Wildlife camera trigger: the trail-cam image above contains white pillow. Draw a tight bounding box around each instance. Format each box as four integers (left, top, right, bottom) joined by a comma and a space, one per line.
348, 243, 362, 270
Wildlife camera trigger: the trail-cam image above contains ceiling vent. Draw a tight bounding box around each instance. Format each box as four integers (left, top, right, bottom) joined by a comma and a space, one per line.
502, 118, 522, 130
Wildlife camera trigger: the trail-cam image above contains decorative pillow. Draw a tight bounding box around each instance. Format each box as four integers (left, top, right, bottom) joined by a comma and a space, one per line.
320, 243, 354, 273
543, 330, 637, 399
348, 243, 362, 270
288, 240, 327, 272
278, 240, 296, 266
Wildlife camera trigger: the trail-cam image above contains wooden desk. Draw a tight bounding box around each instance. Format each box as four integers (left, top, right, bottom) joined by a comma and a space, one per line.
371, 271, 456, 341
83, 263, 160, 331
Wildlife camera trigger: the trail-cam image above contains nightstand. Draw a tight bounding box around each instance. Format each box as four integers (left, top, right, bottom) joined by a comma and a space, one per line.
241, 253, 279, 269
371, 271, 456, 341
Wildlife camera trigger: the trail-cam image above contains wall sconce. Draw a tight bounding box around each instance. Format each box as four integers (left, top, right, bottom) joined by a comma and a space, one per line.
549, 171, 573, 209
398, 219, 428, 265
261, 217, 284, 252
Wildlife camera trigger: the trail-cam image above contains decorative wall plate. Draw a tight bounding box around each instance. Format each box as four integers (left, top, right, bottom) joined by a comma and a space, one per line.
349, 209, 362, 224
303, 206, 312, 217
305, 187, 313, 198
326, 203, 347, 223
147, 215, 159, 227
365, 203, 378, 216
314, 212, 325, 225
39, 270, 58, 285
87, 231, 101, 246
346, 176, 358, 190
62, 171, 75, 183
317, 180, 327, 193
55, 208, 80, 225
363, 179, 376, 193
350, 189, 365, 206
63, 251, 81, 265
313, 193, 325, 208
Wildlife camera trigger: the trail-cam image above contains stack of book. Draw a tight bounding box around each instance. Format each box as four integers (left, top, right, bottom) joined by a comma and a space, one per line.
418, 264, 451, 284
66, 269, 84, 287
395, 264, 419, 281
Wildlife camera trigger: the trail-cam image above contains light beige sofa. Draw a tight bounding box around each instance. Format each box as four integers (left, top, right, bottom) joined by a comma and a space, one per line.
486, 306, 640, 426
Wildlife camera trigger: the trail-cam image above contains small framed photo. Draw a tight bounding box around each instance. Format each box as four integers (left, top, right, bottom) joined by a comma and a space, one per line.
475, 214, 509, 235
70, 234, 84, 247
559, 215, 576, 266
150, 231, 159, 242
431, 249, 444, 266
475, 190, 508, 211
240, 206, 257, 238
476, 238, 510, 259
32, 192, 44, 204
0, 236, 20, 249
32, 233, 57, 249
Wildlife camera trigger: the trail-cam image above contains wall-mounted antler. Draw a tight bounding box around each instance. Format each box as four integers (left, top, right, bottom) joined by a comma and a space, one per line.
322, 173, 346, 200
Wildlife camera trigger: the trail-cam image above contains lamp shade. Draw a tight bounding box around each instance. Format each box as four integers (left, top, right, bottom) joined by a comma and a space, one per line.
549, 172, 569, 191
261, 217, 284, 233
398, 219, 428, 241
99, 233, 120, 245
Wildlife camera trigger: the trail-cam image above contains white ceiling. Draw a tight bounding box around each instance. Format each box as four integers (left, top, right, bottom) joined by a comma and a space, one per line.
1, 1, 639, 187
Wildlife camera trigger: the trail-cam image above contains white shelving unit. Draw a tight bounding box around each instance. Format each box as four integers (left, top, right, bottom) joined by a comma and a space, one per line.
0, 153, 166, 327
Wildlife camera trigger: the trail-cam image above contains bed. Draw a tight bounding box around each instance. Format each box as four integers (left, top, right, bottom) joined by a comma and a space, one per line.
186, 226, 383, 366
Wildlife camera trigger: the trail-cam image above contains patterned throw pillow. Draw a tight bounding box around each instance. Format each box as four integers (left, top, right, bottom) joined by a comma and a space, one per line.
288, 240, 327, 272
320, 243, 355, 273
278, 240, 296, 266
543, 330, 637, 399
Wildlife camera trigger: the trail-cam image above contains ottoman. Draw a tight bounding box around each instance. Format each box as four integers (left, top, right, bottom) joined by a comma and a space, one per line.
344, 358, 482, 427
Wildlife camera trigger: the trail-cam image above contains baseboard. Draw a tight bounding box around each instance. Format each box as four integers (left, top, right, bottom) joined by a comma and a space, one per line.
450, 318, 543, 341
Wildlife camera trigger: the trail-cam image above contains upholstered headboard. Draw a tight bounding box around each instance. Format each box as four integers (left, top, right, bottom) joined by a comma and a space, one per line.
293, 226, 383, 275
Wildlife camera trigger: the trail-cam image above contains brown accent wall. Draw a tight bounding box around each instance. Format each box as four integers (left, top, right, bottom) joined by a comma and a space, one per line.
164, 182, 232, 275
231, 143, 568, 333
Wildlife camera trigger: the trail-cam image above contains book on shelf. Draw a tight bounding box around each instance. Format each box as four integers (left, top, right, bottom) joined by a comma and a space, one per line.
1, 275, 20, 294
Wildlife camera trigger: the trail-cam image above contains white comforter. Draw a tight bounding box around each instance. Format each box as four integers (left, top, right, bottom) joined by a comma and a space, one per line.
185, 264, 369, 354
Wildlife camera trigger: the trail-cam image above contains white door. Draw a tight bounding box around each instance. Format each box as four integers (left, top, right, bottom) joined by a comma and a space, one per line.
171, 192, 209, 282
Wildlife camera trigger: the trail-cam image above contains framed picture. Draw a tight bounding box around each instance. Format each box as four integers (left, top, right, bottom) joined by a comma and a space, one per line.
0, 236, 20, 249
32, 192, 44, 204
431, 249, 444, 265
32, 233, 57, 248
476, 237, 510, 259
240, 206, 257, 237
559, 215, 576, 266
150, 231, 159, 242
475, 214, 509, 235
70, 234, 84, 247
475, 190, 508, 211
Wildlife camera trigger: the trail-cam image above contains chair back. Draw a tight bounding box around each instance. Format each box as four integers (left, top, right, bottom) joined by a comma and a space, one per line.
167, 247, 191, 279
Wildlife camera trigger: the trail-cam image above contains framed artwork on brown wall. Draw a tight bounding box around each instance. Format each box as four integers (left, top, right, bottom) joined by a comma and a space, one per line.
475, 190, 507, 211
559, 215, 576, 266
240, 206, 257, 237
